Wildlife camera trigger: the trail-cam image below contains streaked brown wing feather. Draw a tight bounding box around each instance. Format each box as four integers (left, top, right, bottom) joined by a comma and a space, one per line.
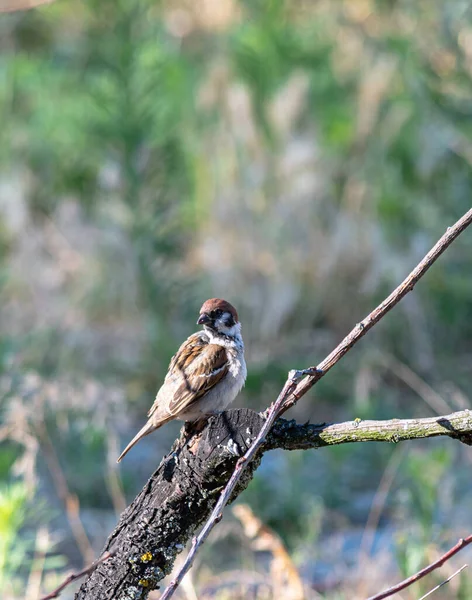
148, 332, 229, 419
167, 344, 228, 416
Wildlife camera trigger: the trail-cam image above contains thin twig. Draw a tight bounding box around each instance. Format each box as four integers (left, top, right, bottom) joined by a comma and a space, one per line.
367, 535, 472, 600
159, 369, 317, 600
39, 552, 114, 600
279, 208, 472, 415
418, 564, 468, 600
160, 208, 472, 599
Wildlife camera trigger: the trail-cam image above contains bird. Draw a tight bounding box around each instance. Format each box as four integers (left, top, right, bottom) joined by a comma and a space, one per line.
117, 298, 246, 462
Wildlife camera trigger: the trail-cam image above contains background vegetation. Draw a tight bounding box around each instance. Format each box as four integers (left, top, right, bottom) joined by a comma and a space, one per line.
0, 0, 471, 598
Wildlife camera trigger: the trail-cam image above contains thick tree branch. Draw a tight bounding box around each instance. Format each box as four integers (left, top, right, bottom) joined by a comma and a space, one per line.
75, 410, 267, 600
71, 408, 472, 600
159, 369, 310, 600
267, 409, 472, 450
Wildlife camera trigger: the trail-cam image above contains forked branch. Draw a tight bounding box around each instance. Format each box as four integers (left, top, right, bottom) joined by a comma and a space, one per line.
74, 208, 472, 600
44, 408, 472, 600
159, 209, 472, 598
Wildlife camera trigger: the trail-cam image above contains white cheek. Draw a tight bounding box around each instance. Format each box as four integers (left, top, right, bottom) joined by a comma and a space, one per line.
219, 322, 241, 337
214, 314, 228, 330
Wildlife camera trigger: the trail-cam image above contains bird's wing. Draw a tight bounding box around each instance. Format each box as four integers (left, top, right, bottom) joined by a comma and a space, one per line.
148, 332, 229, 419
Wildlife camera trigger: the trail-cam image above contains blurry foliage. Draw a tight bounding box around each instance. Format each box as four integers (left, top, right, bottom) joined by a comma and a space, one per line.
0, 0, 472, 598
394, 445, 461, 598
0, 483, 65, 598
2, 0, 472, 388
0, 483, 28, 593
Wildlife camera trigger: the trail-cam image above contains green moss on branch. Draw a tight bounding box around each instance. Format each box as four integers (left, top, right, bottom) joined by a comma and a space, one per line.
268, 410, 472, 450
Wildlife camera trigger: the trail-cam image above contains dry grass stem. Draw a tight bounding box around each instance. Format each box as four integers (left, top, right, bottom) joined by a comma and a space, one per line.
233, 503, 306, 600
417, 564, 468, 600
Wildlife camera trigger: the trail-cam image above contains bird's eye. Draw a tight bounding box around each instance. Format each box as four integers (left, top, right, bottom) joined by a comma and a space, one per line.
213, 309, 223, 318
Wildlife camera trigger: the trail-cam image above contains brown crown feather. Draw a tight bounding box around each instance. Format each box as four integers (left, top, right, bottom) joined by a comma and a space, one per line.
199, 298, 239, 322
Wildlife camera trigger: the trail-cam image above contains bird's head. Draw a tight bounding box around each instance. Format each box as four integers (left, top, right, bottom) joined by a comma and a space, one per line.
197, 298, 240, 337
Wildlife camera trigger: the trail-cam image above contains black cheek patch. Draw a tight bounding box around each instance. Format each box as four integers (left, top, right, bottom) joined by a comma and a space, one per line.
224, 314, 235, 327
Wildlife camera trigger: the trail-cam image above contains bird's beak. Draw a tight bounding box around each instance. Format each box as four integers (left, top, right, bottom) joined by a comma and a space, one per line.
197, 313, 211, 325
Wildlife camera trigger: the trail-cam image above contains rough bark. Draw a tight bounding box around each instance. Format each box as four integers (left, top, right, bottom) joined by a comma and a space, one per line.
75, 407, 472, 599
75, 409, 266, 600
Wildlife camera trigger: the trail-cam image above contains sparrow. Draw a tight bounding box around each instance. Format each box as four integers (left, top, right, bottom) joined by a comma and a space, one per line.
117, 298, 246, 462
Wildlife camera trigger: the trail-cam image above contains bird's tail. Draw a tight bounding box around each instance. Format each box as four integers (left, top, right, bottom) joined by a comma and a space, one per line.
117, 418, 169, 463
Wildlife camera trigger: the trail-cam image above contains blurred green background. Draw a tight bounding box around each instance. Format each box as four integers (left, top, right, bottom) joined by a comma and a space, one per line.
0, 0, 471, 598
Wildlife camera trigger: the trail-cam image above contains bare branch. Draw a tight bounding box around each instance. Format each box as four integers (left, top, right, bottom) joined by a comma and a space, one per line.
267, 409, 472, 450
418, 564, 468, 600
74, 407, 472, 599
279, 208, 472, 415
40, 552, 114, 600
76, 209, 472, 599
368, 535, 472, 600
160, 210, 472, 599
